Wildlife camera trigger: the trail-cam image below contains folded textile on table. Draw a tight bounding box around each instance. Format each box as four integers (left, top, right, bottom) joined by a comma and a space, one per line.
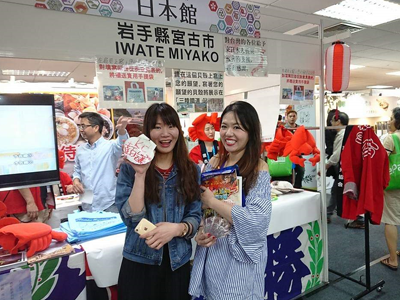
271, 181, 303, 194
60, 211, 127, 243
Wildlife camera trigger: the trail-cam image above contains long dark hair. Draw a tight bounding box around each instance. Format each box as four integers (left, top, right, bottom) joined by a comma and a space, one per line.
143, 103, 199, 205
217, 101, 261, 195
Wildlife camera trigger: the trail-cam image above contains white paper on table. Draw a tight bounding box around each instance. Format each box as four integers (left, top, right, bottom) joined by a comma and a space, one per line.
0, 268, 31, 300
79, 190, 93, 204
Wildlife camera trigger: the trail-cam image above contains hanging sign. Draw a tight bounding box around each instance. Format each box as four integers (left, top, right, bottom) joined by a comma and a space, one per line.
113, 20, 224, 71
340, 95, 397, 118
224, 36, 268, 77
173, 69, 224, 113
96, 57, 165, 109
34, 0, 262, 38
280, 69, 315, 104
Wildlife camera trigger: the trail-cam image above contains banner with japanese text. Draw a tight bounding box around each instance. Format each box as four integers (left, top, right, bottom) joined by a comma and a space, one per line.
96, 57, 165, 109
173, 69, 224, 113
113, 20, 224, 71
280, 69, 315, 105
34, 0, 262, 38
54, 93, 111, 176
225, 36, 268, 77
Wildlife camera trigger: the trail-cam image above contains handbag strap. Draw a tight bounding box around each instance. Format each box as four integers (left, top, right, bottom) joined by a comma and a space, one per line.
392, 134, 400, 154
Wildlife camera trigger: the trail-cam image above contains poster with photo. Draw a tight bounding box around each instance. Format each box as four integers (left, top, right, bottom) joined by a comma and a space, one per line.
97, 57, 165, 109
147, 87, 164, 102
224, 36, 268, 77
103, 86, 123, 101
172, 69, 224, 113
125, 81, 146, 103
280, 69, 315, 104
32, 92, 111, 176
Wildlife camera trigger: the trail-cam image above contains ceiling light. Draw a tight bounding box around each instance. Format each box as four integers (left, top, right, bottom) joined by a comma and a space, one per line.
387, 71, 400, 76
284, 23, 318, 35
315, 0, 400, 27
2, 70, 71, 77
350, 65, 365, 70
366, 85, 393, 89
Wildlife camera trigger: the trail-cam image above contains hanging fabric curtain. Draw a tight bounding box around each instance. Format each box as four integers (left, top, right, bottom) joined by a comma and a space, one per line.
325, 41, 351, 93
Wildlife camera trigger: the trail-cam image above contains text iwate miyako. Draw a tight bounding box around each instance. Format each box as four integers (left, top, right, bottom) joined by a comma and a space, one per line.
115, 22, 220, 63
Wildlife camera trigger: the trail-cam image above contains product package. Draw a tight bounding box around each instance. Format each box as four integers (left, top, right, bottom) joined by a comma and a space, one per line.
201, 166, 242, 238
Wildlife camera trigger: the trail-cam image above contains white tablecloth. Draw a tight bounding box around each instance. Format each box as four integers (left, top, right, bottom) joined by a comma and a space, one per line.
81, 191, 321, 288
268, 190, 320, 234
80, 233, 125, 288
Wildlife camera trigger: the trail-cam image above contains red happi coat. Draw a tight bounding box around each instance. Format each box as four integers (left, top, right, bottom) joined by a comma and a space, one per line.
339, 125, 389, 224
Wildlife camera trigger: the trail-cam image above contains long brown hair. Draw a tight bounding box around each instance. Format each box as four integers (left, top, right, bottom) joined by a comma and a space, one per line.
143, 103, 199, 205
218, 101, 261, 195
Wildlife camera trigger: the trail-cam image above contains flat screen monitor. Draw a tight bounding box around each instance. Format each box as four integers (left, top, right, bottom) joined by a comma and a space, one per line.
0, 94, 60, 191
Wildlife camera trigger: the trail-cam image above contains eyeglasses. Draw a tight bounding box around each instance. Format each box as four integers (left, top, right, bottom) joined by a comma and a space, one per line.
78, 124, 94, 130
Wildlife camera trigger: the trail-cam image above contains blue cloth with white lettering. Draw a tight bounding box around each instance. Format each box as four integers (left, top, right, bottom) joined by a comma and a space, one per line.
60, 211, 126, 243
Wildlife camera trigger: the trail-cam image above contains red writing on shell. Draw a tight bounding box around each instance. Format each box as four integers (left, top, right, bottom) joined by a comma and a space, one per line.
124, 141, 152, 164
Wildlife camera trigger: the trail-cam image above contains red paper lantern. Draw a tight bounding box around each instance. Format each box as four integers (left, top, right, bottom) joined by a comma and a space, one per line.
325, 41, 351, 93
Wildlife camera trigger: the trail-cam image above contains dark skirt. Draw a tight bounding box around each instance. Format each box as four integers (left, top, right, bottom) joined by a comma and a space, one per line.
118, 244, 191, 300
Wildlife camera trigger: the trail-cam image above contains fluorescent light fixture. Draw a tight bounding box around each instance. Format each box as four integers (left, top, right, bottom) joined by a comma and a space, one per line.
366, 85, 393, 89
315, 0, 400, 27
387, 71, 400, 76
2, 70, 71, 77
350, 65, 365, 70
284, 23, 318, 35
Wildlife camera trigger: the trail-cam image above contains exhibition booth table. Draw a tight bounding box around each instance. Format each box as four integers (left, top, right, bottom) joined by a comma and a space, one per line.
0, 191, 322, 299
0, 249, 86, 300
80, 190, 323, 300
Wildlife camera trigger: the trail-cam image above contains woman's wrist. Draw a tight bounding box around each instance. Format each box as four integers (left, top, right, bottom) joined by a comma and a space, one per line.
207, 197, 217, 210
135, 172, 146, 180
176, 222, 189, 237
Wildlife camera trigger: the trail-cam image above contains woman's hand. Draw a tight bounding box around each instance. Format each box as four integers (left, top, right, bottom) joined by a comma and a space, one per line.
123, 155, 152, 175
195, 228, 216, 248
140, 222, 181, 250
200, 186, 216, 209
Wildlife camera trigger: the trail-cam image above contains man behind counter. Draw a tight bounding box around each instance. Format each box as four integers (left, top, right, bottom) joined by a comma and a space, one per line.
284, 110, 305, 188
72, 112, 129, 212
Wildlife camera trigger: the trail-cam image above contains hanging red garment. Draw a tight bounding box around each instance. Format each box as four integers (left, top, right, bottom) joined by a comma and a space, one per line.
339, 125, 389, 224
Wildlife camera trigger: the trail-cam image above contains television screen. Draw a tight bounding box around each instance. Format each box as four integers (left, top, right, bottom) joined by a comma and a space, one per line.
0, 94, 60, 191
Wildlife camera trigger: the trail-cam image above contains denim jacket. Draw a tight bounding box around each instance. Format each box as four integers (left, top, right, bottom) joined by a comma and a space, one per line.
115, 162, 202, 271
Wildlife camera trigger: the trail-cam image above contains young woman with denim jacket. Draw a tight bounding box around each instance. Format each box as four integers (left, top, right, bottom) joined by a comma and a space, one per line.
115, 103, 202, 300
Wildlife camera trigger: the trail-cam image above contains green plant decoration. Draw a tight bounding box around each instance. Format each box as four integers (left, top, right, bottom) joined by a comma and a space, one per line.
29, 257, 61, 300
305, 220, 324, 290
